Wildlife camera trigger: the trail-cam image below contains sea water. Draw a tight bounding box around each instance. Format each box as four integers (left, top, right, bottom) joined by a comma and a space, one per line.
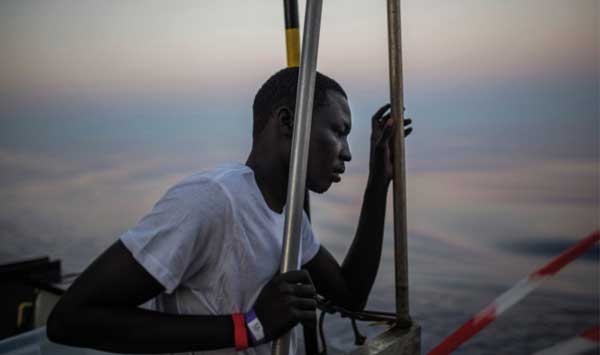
0, 110, 597, 354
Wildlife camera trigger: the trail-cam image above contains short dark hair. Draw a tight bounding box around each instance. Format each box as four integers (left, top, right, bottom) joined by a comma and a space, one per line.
252, 67, 347, 139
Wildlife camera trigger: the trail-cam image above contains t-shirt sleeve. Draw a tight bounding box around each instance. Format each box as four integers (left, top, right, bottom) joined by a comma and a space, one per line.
119, 177, 231, 294
300, 212, 320, 266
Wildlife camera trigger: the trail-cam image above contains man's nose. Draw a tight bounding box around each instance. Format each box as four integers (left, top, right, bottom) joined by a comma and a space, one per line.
340, 141, 352, 162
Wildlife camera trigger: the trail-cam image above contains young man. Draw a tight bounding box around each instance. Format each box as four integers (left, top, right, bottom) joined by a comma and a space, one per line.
47, 68, 412, 354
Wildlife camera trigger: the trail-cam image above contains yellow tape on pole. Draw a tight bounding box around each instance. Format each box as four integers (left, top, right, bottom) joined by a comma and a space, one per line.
285, 28, 300, 67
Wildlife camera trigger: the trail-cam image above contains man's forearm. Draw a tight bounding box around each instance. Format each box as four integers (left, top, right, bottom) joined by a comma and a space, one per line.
48, 305, 235, 353
341, 174, 390, 309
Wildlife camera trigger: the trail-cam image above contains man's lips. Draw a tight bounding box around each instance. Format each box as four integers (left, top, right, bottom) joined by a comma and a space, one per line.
331, 167, 345, 182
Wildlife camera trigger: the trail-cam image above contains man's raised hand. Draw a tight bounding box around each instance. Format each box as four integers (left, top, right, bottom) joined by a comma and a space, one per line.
369, 103, 413, 182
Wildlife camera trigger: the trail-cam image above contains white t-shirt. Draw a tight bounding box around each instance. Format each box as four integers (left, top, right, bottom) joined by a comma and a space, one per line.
120, 162, 320, 355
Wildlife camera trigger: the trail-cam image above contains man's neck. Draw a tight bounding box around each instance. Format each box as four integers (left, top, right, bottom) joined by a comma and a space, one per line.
245, 149, 288, 214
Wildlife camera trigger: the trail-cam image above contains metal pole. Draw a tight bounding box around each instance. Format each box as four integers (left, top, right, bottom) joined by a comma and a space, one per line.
387, 0, 412, 326
283, 0, 312, 220
273, 0, 323, 354
283, 0, 300, 67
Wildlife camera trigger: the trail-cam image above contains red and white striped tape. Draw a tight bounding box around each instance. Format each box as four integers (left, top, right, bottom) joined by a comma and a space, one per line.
533, 326, 599, 355
427, 231, 600, 355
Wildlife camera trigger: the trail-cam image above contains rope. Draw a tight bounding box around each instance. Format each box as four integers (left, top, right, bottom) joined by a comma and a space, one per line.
316, 296, 396, 354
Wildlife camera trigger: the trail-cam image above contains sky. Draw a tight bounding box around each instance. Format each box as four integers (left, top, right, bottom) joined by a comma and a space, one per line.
0, 1, 597, 162
0, 0, 598, 352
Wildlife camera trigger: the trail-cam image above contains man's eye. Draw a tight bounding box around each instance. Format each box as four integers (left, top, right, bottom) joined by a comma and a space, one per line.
332, 126, 347, 137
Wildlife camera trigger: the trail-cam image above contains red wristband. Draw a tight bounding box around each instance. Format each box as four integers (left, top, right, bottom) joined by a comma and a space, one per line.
232, 313, 249, 350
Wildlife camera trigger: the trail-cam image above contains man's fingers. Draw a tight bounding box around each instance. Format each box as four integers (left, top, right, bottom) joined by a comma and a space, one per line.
289, 283, 316, 297
294, 310, 317, 322
372, 103, 391, 122
290, 297, 317, 310
279, 270, 311, 285
376, 112, 392, 124
277, 282, 294, 294
404, 127, 413, 137
404, 118, 412, 126
278, 282, 316, 296
379, 119, 395, 144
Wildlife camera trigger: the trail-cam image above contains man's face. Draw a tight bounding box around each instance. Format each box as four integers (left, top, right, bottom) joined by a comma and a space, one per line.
306, 91, 352, 193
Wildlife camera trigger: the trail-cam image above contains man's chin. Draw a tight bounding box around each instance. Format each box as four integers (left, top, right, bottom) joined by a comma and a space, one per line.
308, 180, 333, 194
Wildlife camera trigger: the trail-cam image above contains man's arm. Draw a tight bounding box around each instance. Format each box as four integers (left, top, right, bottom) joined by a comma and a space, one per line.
47, 240, 235, 353
47, 240, 316, 353
304, 104, 411, 311
304, 178, 389, 311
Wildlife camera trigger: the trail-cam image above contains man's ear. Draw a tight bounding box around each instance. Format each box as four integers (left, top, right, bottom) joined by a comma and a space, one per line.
276, 106, 294, 138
